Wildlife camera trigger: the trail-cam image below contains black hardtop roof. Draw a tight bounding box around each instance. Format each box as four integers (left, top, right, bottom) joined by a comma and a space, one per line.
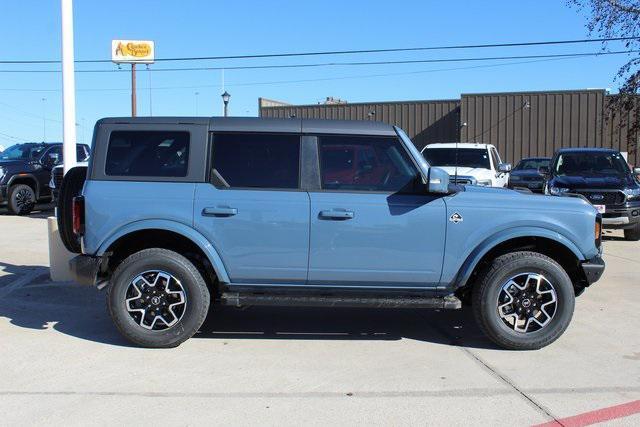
556, 147, 619, 154
97, 116, 397, 136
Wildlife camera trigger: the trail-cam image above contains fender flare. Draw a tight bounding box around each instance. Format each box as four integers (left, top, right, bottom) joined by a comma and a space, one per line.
7, 173, 41, 198
96, 219, 230, 284
453, 226, 584, 289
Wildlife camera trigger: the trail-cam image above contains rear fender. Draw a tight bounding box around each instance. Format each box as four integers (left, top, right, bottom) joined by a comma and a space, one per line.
96, 219, 230, 284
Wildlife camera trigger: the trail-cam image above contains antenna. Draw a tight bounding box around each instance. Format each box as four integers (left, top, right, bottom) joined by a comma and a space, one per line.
457, 122, 467, 184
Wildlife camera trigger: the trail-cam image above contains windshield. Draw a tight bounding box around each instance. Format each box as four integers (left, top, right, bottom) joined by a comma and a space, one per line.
423, 147, 490, 169
554, 152, 629, 177
515, 158, 550, 171
0, 144, 47, 161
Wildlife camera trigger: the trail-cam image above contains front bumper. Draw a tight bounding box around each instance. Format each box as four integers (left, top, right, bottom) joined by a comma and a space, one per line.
580, 255, 605, 286
69, 254, 104, 286
601, 205, 640, 229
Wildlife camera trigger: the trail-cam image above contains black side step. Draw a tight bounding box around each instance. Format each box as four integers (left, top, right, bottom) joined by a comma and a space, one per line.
220, 292, 462, 310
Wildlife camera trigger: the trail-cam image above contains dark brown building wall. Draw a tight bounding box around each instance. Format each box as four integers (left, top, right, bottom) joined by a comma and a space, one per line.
460, 90, 607, 164
603, 95, 638, 165
259, 99, 461, 150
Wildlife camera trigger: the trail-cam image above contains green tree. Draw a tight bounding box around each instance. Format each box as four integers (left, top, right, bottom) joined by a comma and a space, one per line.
570, 0, 639, 157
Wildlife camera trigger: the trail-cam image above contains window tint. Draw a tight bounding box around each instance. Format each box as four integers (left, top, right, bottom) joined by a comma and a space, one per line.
212, 133, 300, 189
319, 135, 419, 192
490, 148, 500, 169
423, 147, 491, 169
106, 131, 190, 177
76, 145, 89, 162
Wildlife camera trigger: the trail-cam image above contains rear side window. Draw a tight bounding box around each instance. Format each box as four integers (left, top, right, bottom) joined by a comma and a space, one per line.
212, 133, 300, 189
106, 131, 190, 177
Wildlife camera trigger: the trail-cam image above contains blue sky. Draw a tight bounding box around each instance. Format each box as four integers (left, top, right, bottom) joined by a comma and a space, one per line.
0, 0, 634, 144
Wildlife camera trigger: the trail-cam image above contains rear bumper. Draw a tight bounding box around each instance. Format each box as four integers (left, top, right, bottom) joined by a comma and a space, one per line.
580, 255, 605, 286
69, 254, 103, 286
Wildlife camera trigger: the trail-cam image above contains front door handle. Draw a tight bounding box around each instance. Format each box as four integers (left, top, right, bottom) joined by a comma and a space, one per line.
319, 209, 354, 220
202, 206, 238, 217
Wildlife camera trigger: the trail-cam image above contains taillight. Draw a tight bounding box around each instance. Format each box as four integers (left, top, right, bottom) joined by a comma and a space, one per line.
595, 215, 602, 247
72, 196, 85, 236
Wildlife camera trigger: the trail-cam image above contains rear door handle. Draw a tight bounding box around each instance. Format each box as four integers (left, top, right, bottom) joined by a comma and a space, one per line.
319, 209, 354, 220
202, 206, 238, 217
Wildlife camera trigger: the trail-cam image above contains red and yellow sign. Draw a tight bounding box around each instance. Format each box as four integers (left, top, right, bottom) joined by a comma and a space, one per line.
112, 40, 155, 64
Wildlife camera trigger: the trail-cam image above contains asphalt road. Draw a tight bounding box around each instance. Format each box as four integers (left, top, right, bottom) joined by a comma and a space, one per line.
0, 211, 638, 425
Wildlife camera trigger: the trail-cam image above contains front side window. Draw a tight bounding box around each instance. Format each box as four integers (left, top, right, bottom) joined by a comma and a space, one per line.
318, 135, 419, 192
212, 133, 300, 189
423, 147, 491, 170
106, 131, 190, 177
0, 144, 47, 161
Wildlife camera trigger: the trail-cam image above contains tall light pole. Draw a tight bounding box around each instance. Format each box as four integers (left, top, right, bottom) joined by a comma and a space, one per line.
221, 91, 230, 117
61, 0, 77, 174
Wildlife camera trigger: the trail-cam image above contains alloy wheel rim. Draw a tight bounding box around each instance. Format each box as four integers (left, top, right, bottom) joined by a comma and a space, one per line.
14, 188, 34, 211
125, 270, 187, 331
496, 272, 558, 333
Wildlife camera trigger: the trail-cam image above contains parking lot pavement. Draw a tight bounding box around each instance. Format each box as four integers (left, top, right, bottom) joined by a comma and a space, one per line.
0, 214, 638, 426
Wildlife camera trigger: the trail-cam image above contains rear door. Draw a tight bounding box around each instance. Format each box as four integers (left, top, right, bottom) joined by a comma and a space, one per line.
307, 134, 446, 288
193, 132, 310, 285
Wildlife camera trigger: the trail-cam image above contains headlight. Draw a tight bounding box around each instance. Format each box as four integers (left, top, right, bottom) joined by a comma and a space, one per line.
0, 166, 5, 179
548, 186, 569, 196
476, 179, 493, 186
623, 187, 640, 199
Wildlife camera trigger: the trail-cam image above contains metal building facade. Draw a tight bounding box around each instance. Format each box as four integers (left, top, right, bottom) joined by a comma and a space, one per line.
259, 90, 638, 165
259, 99, 461, 149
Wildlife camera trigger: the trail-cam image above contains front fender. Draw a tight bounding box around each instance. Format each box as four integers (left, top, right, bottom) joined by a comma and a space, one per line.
452, 226, 584, 290
96, 219, 231, 284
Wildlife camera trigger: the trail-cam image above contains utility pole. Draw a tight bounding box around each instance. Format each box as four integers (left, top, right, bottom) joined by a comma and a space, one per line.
131, 63, 137, 117
61, 0, 77, 174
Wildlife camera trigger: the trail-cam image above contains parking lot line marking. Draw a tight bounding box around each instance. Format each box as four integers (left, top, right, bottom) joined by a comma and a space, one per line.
532, 399, 640, 427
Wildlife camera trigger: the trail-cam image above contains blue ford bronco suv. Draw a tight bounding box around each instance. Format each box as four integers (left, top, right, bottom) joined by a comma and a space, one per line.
59, 117, 604, 350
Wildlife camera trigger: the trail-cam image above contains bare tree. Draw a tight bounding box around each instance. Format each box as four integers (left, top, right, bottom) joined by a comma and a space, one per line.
570, 0, 639, 156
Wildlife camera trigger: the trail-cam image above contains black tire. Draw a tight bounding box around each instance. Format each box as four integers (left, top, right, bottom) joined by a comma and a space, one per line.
57, 166, 87, 253
472, 251, 575, 350
7, 184, 36, 215
107, 248, 210, 348
624, 224, 640, 241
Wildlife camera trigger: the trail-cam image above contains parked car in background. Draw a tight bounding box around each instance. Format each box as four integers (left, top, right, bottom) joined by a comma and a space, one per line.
0, 142, 90, 215
544, 148, 640, 241
508, 157, 551, 193
421, 143, 511, 187
58, 117, 604, 351
50, 160, 89, 203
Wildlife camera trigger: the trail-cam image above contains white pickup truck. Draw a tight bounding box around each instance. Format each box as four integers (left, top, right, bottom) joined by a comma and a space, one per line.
421, 143, 511, 187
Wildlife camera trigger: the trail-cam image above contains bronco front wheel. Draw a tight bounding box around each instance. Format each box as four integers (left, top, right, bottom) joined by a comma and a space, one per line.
107, 248, 210, 348
472, 251, 575, 350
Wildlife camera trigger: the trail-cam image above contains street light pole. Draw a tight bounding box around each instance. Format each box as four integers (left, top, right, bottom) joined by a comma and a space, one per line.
221, 91, 230, 117
131, 63, 137, 117
61, 0, 77, 174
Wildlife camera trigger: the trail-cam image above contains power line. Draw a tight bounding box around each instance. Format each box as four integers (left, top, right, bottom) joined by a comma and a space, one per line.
0, 53, 624, 93
0, 49, 636, 74
0, 37, 637, 64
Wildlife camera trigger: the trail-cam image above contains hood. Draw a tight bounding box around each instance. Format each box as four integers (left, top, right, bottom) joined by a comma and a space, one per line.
436, 166, 493, 178
549, 174, 636, 190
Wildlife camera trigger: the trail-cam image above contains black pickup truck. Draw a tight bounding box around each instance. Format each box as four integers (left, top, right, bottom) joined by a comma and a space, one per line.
543, 148, 640, 241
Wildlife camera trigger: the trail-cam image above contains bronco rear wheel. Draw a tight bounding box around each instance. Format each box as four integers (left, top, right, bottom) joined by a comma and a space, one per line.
108, 248, 210, 348
472, 251, 575, 350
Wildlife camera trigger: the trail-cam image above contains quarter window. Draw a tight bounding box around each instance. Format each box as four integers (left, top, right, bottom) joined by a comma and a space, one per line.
212, 133, 300, 189
105, 131, 190, 177
318, 135, 420, 192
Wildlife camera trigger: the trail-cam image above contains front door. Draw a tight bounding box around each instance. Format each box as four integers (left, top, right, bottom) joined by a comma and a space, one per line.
308, 134, 446, 288
193, 132, 310, 285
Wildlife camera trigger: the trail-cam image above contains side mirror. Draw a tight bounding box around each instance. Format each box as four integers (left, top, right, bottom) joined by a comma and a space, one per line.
539, 166, 550, 176
427, 167, 450, 194
498, 163, 512, 173
634, 167, 640, 175
42, 153, 60, 168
